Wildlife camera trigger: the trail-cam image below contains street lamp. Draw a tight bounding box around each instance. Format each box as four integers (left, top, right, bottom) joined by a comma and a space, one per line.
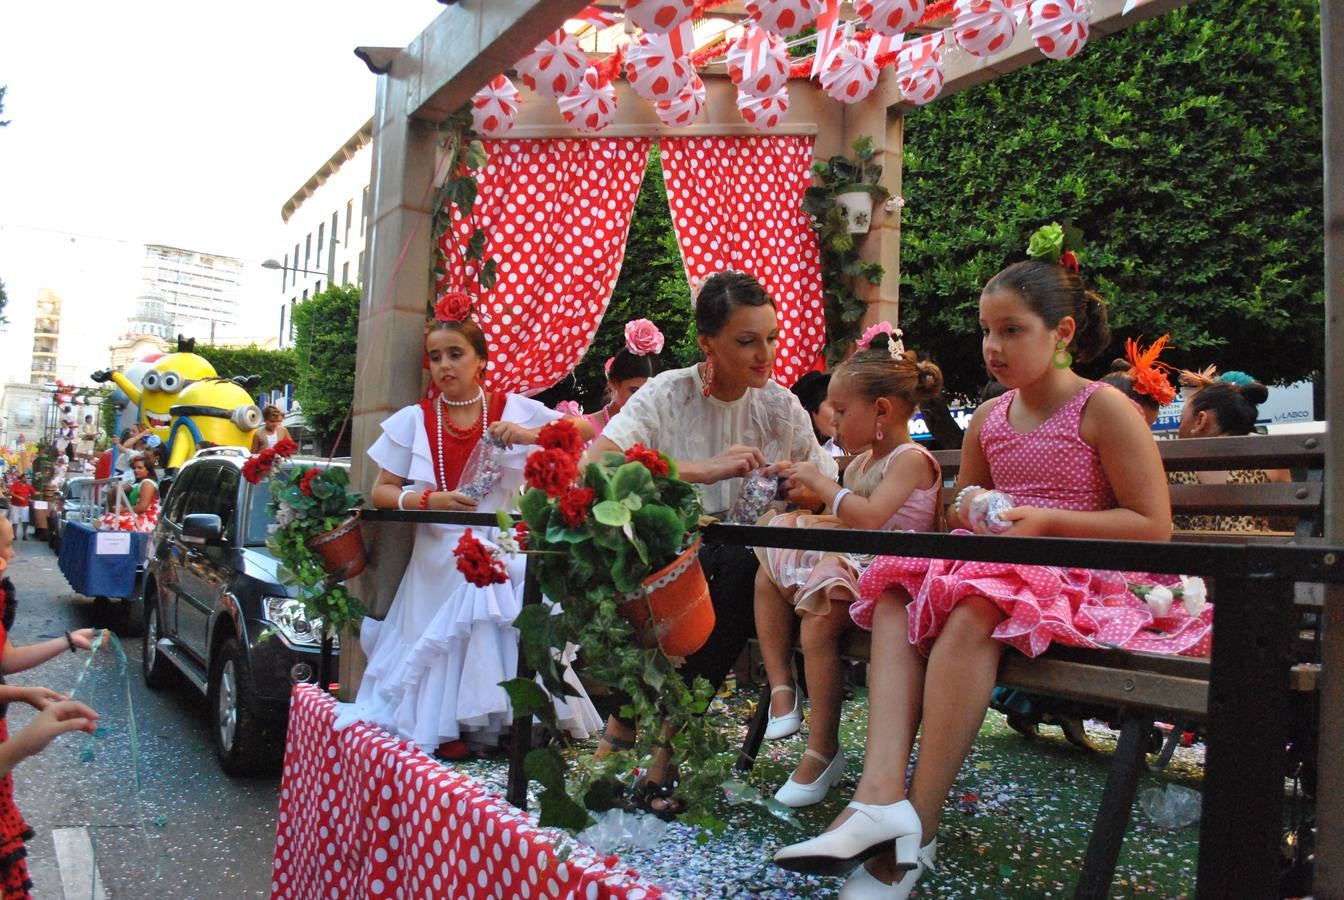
261, 259, 327, 277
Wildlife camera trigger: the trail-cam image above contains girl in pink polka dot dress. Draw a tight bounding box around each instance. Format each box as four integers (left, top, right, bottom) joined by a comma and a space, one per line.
774, 257, 1211, 898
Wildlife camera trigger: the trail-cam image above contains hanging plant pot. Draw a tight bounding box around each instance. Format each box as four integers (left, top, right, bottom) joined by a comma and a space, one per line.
834, 188, 876, 233
616, 536, 715, 658
305, 512, 367, 581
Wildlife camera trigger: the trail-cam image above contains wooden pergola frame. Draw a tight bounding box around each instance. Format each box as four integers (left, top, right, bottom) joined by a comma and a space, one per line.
344, 1, 1343, 894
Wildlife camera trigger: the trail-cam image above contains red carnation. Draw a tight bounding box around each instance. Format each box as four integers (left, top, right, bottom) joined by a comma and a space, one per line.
454, 528, 508, 588
298, 468, 320, 496
536, 419, 585, 459
524, 447, 579, 497
513, 521, 529, 550
435, 291, 473, 323
274, 437, 299, 457
557, 486, 595, 528
624, 443, 669, 478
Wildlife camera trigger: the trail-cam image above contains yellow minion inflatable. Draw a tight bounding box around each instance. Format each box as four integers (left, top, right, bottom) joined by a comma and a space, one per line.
166, 377, 264, 469
92, 337, 218, 443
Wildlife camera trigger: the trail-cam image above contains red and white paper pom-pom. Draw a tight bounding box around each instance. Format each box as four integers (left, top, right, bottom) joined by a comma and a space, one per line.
726, 27, 791, 99
819, 40, 879, 103
854, 0, 926, 37
470, 75, 519, 137
624, 0, 696, 34
625, 31, 694, 101
557, 66, 618, 133
897, 39, 945, 105
744, 0, 825, 37
736, 87, 790, 131
515, 30, 587, 98
655, 72, 706, 126
953, 0, 1018, 57
1028, 0, 1090, 60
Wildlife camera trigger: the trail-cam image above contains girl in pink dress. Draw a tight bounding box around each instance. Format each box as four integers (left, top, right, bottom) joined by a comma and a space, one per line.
582, 319, 665, 440
754, 330, 943, 810
775, 256, 1212, 898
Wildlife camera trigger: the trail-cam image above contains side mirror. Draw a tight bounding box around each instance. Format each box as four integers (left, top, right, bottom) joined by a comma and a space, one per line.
182, 513, 223, 546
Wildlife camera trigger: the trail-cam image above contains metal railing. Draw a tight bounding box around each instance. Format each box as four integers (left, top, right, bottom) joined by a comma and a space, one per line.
360, 507, 1343, 899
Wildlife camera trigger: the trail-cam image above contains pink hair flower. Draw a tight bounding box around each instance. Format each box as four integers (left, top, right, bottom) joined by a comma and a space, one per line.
624, 319, 665, 356
555, 400, 584, 417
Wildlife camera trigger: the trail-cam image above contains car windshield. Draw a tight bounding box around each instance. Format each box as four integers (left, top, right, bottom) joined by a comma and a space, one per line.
244, 477, 275, 547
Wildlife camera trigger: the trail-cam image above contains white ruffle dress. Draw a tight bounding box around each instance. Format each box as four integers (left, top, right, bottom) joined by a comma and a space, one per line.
340, 394, 603, 752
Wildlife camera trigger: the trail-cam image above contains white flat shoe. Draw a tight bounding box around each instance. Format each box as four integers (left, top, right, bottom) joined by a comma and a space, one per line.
773, 799, 922, 876
774, 748, 845, 808
764, 684, 802, 740
839, 839, 937, 899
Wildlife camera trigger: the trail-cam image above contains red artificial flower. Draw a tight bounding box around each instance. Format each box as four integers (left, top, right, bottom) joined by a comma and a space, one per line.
242, 457, 261, 485
435, 291, 473, 323
524, 448, 579, 497
454, 528, 508, 588
557, 486, 595, 528
242, 452, 275, 485
513, 521, 529, 550
298, 468, 320, 496
624, 443, 669, 478
536, 419, 585, 459
1060, 250, 1080, 273
273, 437, 299, 457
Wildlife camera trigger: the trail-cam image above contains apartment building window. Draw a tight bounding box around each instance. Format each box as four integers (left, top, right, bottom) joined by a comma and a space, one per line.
361, 186, 369, 236
283, 253, 290, 290
342, 261, 350, 285
304, 234, 312, 269
345, 200, 353, 245
294, 243, 301, 278
357, 251, 364, 283
317, 222, 325, 264
279, 304, 287, 347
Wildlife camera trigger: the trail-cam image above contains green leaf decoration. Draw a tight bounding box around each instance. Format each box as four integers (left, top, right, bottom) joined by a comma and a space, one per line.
500, 678, 551, 720
1027, 222, 1065, 260
611, 461, 656, 501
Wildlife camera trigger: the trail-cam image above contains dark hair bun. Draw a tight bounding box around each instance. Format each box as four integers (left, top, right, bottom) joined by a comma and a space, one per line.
1237, 381, 1269, 405
1110, 357, 1130, 374
867, 332, 893, 352
1071, 290, 1111, 364
913, 358, 944, 404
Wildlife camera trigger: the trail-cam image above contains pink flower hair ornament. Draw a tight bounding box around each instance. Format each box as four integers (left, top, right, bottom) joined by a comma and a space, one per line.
623, 318, 665, 356
857, 321, 905, 357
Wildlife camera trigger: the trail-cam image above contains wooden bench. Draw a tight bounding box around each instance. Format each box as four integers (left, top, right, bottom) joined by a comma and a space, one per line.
732, 432, 1326, 898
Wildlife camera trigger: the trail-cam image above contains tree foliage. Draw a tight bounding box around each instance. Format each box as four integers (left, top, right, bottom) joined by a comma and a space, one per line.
898, 0, 1324, 399
291, 284, 359, 455
195, 344, 298, 396
537, 149, 699, 410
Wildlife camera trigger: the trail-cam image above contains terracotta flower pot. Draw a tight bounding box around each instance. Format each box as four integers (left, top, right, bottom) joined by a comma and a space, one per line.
616, 536, 715, 658
305, 512, 367, 581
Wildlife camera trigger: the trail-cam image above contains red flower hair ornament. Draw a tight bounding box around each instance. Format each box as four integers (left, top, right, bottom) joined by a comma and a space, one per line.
435, 291, 473, 323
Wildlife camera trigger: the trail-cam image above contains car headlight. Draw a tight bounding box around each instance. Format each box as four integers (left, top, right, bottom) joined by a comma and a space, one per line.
261, 597, 340, 649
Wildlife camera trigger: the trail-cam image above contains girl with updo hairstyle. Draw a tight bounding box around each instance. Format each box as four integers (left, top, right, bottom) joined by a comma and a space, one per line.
584, 319, 665, 438
347, 293, 600, 757
1170, 374, 1288, 531
754, 327, 944, 810
775, 242, 1209, 897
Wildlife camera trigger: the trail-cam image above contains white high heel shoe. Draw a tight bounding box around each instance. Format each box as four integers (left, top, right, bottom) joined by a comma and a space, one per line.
774, 748, 845, 808
839, 838, 937, 899
773, 799, 922, 876
764, 684, 802, 740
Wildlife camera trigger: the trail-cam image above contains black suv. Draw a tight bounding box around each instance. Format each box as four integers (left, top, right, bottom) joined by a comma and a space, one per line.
142, 448, 342, 775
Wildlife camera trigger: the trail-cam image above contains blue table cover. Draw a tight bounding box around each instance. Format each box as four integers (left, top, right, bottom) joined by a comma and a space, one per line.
57, 521, 149, 599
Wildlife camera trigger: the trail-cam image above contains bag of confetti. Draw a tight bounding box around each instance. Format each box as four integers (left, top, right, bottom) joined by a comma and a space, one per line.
458, 434, 507, 500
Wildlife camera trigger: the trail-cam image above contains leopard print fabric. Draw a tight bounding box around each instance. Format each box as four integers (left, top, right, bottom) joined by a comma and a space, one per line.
1169, 468, 1270, 533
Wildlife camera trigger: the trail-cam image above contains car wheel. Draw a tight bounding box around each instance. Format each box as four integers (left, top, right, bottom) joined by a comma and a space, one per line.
208, 637, 282, 776
142, 599, 175, 690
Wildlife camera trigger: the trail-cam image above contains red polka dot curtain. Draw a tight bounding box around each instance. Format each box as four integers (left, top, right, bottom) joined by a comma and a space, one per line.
659, 136, 824, 387
437, 138, 652, 394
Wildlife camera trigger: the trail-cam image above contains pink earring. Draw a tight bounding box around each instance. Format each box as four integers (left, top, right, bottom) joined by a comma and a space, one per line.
701, 358, 715, 398
875, 421, 884, 443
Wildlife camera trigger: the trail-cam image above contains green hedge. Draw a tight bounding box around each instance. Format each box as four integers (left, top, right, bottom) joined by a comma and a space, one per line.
898, 0, 1324, 399
291, 284, 359, 455
195, 344, 299, 396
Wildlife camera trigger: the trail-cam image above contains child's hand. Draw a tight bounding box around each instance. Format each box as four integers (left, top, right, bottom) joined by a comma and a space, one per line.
69, 628, 100, 651
19, 686, 66, 710
778, 461, 825, 491
995, 505, 1054, 537
487, 422, 537, 448
430, 491, 479, 511
9, 700, 98, 762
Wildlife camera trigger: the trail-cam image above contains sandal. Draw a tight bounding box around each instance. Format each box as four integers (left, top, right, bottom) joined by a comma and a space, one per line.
630, 770, 688, 820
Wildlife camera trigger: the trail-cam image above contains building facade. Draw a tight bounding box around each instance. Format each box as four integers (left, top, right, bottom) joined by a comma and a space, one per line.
142, 243, 244, 343
29, 288, 62, 386
271, 119, 371, 348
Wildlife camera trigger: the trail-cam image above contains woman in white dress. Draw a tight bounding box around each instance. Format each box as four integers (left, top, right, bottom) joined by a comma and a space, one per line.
344, 298, 602, 755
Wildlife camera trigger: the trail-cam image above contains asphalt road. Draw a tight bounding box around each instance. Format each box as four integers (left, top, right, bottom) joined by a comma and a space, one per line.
6, 532, 278, 899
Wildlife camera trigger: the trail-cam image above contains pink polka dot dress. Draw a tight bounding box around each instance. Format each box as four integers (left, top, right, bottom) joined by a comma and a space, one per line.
852, 382, 1213, 658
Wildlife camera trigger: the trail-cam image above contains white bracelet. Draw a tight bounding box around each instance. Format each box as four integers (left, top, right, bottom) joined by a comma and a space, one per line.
397, 488, 415, 511
952, 484, 982, 520
831, 488, 852, 515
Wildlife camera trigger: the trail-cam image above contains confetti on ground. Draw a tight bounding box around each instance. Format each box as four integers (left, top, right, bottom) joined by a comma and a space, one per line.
448, 689, 1203, 898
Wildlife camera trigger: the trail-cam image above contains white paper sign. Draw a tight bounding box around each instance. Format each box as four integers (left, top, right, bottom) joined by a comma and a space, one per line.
95, 531, 132, 555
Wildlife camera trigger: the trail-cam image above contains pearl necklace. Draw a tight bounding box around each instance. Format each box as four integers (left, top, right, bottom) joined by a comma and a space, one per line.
435, 391, 488, 491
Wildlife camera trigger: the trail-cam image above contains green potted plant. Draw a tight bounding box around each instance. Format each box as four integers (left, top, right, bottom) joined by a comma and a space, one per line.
452, 419, 735, 832
803, 135, 891, 360
243, 440, 368, 688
